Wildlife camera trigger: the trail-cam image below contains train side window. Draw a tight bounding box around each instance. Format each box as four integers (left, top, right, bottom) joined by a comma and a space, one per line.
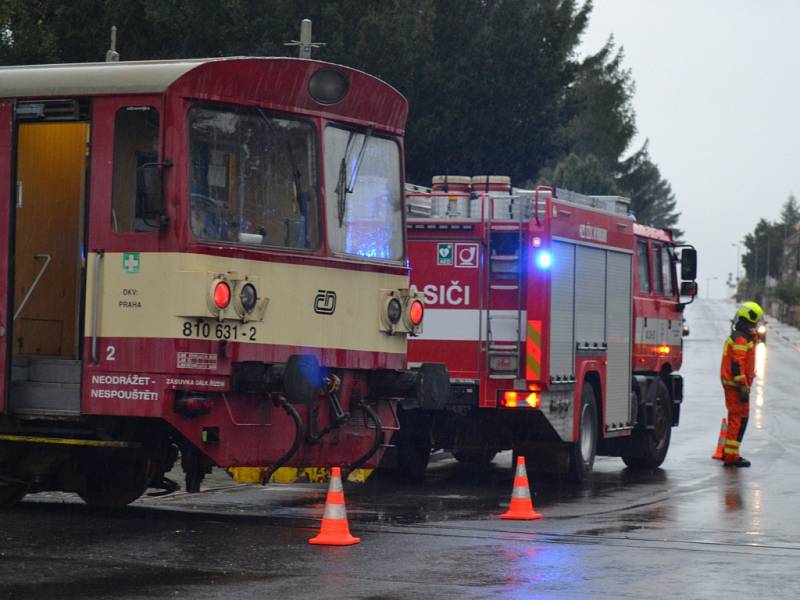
662, 246, 674, 296
111, 106, 160, 232
636, 240, 650, 294
652, 243, 664, 294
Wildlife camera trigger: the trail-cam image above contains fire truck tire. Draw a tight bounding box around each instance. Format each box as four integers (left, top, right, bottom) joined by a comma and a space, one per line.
78, 458, 148, 508
0, 483, 27, 508
396, 410, 431, 481
622, 380, 672, 469
568, 383, 598, 483
453, 450, 497, 465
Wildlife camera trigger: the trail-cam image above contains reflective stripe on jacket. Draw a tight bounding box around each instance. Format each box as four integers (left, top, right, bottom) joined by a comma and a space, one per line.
720, 328, 755, 387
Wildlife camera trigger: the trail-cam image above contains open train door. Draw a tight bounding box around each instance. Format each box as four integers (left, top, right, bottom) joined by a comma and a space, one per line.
0, 103, 12, 414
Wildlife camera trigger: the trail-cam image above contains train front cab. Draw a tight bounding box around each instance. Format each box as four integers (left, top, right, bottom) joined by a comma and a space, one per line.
0, 58, 437, 508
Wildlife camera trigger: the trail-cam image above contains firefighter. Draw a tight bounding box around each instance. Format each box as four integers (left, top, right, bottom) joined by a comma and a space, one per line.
719, 301, 762, 467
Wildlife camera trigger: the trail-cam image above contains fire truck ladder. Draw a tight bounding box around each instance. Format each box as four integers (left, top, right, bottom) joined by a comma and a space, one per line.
484, 193, 525, 381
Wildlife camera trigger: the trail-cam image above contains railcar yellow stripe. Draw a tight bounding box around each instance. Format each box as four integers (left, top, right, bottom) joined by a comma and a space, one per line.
0, 434, 138, 448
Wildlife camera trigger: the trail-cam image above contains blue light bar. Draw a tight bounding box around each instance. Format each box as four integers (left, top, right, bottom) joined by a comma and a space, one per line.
535, 250, 553, 269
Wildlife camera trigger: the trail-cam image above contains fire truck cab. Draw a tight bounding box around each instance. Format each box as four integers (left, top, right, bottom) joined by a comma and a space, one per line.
404, 177, 697, 481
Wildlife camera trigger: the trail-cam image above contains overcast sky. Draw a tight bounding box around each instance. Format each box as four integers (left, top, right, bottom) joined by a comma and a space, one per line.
580, 0, 800, 299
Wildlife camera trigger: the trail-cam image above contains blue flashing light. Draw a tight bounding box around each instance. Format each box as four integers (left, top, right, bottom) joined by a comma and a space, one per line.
535, 249, 553, 269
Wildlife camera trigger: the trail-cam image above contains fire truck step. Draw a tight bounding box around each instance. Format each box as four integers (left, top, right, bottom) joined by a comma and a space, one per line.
489, 284, 519, 290
490, 255, 519, 261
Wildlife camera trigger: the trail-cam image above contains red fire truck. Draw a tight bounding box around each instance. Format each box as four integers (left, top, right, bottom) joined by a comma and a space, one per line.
404, 176, 697, 481
0, 56, 442, 508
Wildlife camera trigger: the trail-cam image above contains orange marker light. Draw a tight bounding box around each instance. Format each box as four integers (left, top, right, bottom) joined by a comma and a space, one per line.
500, 391, 540, 409
214, 281, 231, 309
657, 345, 670, 355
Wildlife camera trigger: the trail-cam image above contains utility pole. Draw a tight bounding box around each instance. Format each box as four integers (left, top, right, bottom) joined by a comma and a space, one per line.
704, 276, 719, 299
285, 18, 325, 59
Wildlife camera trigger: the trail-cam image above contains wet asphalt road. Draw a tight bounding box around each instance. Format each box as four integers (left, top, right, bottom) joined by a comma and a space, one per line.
1, 298, 799, 599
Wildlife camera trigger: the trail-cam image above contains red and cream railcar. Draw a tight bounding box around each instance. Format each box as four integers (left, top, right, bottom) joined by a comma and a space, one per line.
0, 57, 433, 507
405, 179, 697, 480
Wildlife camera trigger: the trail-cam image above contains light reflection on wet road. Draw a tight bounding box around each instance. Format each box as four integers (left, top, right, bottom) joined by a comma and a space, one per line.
1, 299, 799, 599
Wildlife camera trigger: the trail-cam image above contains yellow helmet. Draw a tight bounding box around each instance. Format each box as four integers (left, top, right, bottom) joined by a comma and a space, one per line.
737, 301, 763, 324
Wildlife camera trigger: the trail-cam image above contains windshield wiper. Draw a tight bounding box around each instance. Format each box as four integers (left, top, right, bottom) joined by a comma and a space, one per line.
336, 129, 372, 227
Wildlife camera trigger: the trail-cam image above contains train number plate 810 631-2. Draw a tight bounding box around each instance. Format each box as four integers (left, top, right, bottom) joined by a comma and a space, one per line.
181, 319, 258, 341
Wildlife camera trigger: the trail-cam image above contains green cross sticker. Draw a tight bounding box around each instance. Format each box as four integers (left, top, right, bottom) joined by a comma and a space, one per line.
437, 243, 453, 265
123, 252, 140, 274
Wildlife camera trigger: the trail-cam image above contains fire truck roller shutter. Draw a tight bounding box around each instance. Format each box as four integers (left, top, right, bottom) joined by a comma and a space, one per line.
605, 251, 633, 432
574, 246, 606, 349
549, 241, 576, 383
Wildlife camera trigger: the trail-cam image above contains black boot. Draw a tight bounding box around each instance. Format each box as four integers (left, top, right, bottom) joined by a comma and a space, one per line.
723, 457, 751, 467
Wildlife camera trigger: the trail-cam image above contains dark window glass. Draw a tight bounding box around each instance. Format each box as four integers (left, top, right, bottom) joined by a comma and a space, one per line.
188, 106, 319, 249
653, 243, 664, 294
662, 246, 674, 296
111, 106, 160, 232
637, 240, 650, 294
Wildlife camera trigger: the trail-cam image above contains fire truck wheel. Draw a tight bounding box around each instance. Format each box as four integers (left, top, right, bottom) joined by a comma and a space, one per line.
78, 458, 149, 508
0, 482, 27, 508
622, 380, 672, 469
396, 410, 431, 482
453, 450, 497, 465
568, 383, 598, 483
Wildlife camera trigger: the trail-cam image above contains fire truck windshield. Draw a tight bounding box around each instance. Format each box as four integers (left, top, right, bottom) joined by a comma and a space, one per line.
188, 105, 319, 249
323, 126, 403, 261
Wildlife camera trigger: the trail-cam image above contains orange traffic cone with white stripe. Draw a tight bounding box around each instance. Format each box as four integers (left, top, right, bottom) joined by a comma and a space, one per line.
309, 467, 360, 546
711, 418, 728, 460
501, 456, 542, 520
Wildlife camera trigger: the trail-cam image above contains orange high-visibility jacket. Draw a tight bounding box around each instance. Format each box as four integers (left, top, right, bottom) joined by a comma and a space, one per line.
720, 327, 756, 388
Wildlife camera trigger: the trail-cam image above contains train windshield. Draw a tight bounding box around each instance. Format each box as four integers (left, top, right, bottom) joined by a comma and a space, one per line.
324, 126, 403, 261
188, 105, 319, 249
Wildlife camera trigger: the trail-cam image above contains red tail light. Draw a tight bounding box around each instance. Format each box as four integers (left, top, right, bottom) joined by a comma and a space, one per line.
174, 395, 214, 416
408, 299, 424, 326
214, 281, 231, 309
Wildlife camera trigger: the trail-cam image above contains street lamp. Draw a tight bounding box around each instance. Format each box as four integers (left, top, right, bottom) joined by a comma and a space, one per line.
704, 276, 719, 299
731, 242, 740, 284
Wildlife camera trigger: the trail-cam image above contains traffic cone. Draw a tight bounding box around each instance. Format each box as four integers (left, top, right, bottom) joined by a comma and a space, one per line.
309, 467, 360, 546
711, 418, 728, 460
501, 456, 542, 520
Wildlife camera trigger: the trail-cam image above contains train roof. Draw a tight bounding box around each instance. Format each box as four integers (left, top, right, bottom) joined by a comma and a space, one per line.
0, 56, 399, 98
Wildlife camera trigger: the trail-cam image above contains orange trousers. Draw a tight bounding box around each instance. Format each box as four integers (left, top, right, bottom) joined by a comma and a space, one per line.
723, 386, 749, 463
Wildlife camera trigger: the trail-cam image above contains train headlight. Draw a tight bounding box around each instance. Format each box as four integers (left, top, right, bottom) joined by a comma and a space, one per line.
239, 283, 258, 313
387, 298, 402, 324
309, 68, 349, 105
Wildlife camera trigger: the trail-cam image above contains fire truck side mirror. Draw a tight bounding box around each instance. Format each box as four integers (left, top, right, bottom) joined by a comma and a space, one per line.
680, 281, 698, 297
679, 247, 697, 281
